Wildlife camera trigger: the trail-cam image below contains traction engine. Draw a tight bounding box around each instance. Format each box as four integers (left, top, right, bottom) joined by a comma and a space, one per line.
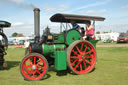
0, 21, 11, 69
20, 8, 105, 80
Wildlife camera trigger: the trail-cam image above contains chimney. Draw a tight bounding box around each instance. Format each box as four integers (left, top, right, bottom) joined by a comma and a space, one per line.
33, 8, 40, 43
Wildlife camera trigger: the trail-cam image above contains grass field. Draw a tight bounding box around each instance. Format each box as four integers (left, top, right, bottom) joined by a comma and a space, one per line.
97, 42, 117, 45
0, 47, 128, 85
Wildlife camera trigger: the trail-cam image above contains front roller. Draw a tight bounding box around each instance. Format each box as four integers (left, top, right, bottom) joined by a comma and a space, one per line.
67, 40, 96, 74
20, 53, 49, 81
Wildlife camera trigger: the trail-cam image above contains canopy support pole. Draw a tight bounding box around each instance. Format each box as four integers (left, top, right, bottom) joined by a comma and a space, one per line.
60, 23, 62, 32
93, 20, 95, 32
66, 23, 68, 30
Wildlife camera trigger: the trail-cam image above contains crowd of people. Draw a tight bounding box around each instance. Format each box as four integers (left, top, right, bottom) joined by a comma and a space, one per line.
70, 20, 94, 40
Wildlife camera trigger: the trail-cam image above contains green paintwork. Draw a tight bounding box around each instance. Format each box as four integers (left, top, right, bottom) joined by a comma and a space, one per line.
104, 39, 113, 43
53, 34, 64, 43
89, 39, 98, 48
42, 44, 67, 70
66, 30, 81, 45
42, 44, 66, 56
41, 30, 98, 71
53, 51, 67, 70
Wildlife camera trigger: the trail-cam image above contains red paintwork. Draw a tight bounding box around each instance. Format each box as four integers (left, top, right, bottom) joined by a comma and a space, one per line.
15, 45, 22, 48
117, 37, 128, 43
92, 37, 96, 40
117, 33, 128, 43
21, 55, 47, 80
69, 41, 96, 74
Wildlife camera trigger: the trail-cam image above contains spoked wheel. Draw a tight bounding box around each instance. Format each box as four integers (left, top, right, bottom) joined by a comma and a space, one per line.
20, 53, 48, 81
67, 40, 96, 74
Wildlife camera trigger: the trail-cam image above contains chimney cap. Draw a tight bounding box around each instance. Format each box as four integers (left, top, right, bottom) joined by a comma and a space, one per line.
34, 8, 40, 12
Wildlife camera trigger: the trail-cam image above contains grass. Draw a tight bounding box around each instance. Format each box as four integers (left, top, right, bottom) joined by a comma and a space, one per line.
0, 47, 128, 85
97, 41, 117, 45
97, 41, 128, 45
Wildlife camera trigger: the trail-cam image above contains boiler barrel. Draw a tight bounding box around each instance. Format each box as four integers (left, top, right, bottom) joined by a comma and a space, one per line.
42, 44, 66, 56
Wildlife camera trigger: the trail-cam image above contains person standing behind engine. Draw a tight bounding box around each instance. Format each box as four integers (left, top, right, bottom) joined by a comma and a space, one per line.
24, 40, 30, 48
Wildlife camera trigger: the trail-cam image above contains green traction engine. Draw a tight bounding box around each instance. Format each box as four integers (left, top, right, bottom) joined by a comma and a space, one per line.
20, 8, 105, 80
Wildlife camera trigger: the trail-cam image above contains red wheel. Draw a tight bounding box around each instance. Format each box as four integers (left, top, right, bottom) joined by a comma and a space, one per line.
67, 40, 96, 74
20, 53, 48, 80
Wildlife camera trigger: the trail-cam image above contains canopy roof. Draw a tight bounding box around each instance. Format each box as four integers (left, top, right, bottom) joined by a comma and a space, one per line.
0, 20, 11, 28
50, 13, 105, 24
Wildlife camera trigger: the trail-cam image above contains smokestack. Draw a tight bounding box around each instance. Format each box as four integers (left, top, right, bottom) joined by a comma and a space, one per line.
33, 8, 40, 43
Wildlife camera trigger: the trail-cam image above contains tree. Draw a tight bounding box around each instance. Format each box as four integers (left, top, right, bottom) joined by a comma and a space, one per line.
12, 32, 18, 37
17, 33, 24, 37
12, 32, 24, 37
96, 31, 100, 34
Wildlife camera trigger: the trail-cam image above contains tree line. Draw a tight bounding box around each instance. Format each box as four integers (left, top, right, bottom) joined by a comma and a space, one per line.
12, 32, 24, 37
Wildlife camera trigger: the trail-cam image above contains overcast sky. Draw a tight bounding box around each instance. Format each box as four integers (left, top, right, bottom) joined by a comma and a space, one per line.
0, 0, 128, 37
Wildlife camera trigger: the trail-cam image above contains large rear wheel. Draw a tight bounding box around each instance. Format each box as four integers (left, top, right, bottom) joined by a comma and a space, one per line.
67, 40, 96, 74
20, 53, 49, 81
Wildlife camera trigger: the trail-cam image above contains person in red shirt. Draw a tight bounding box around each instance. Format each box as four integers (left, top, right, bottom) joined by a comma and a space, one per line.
83, 21, 94, 40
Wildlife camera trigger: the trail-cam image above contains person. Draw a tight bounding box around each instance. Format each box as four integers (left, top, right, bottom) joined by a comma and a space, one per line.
81, 27, 85, 37
70, 20, 81, 31
83, 21, 94, 40
24, 40, 30, 48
